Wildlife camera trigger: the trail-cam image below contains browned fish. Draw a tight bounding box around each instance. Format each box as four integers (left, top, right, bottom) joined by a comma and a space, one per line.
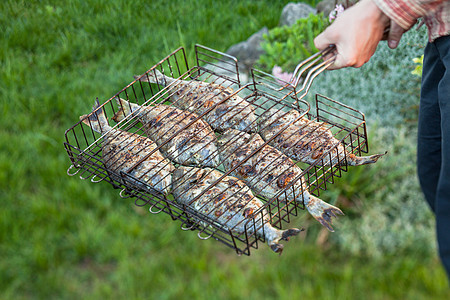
113, 98, 220, 168
258, 108, 385, 166
135, 69, 257, 132
172, 166, 302, 254
218, 129, 344, 231
80, 100, 174, 194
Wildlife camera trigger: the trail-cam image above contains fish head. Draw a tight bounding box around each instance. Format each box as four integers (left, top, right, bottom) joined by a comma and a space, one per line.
173, 166, 196, 192
258, 108, 285, 130
112, 107, 126, 123
173, 166, 208, 186
112, 97, 141, 123
194, 148, 220, 168
217, 129, 249, 154
239, 113, 257, 132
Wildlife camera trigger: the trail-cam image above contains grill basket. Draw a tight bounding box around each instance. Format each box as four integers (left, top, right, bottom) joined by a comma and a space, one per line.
65, 45, 372, 256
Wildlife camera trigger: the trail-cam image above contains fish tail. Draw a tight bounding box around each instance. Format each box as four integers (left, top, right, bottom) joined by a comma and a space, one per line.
112, 97, 138, 122
265, 224, 302, 255
134, 69, 170, 86
305, 194, 344, 232
347, 151, 387, 166
79, 99, 111, 133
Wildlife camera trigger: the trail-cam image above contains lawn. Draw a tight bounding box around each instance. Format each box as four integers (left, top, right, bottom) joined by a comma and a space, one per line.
1, 0, 449, 299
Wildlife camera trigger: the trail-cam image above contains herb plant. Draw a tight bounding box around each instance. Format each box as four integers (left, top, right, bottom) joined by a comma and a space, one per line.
257, 13, 329, 73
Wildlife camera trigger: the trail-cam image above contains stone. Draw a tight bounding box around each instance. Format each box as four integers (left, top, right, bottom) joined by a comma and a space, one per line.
279, 2, 316, 27
225, 27, 269, 71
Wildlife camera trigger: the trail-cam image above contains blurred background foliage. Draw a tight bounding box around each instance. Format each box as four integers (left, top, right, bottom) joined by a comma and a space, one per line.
1, 0, 449, 298
257, 13, 329, 72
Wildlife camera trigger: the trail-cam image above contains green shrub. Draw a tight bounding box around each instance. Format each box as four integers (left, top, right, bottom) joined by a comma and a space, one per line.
327, 127, 435, 258
411, 54, 424, 77
257, 13, 329, 73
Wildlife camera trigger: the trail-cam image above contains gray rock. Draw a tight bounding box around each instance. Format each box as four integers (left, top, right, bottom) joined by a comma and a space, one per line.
279, 2, 316, 27
200, 29, 268, 86
316, 0, 336, 17
226, 27, 269, 71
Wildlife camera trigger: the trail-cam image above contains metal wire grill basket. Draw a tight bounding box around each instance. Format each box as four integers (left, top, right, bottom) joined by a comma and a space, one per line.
64, 45, 373, 256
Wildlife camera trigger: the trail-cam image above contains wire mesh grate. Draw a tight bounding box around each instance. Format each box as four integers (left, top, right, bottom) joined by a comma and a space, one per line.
64, 45, 379, 255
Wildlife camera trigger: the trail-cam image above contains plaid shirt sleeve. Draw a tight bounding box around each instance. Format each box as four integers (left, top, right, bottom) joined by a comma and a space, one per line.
373, 0, 449, 41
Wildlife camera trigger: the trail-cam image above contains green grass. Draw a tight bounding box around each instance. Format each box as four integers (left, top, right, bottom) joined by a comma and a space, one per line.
1, 0, 449, 299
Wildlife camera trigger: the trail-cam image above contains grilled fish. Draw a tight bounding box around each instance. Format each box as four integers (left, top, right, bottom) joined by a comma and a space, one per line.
172, 166, 301, 254
259, 108, 385, 166
218, 129, 344, 231
135, 69, 257, 132
80, 100, 174, 194
113, 98, 220, 168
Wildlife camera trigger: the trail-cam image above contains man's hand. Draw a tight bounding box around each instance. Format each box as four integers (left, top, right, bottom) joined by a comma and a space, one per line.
314, 0, 391, 69
386, 21, 406, 49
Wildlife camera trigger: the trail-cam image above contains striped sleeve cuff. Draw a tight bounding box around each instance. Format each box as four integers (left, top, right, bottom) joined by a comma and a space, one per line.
373, 0, 439, 30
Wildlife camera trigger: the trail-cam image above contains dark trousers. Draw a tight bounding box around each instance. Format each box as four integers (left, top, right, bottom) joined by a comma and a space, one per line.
417, 35, 450, 280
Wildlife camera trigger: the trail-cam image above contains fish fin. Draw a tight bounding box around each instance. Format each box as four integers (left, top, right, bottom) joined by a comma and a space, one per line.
281, 228, 303, 241
270, 243, 284, 255
347, 151, 387, 166
79, 99, 110, 133
134, 69, 168, 86
305, 195, 344, 232
266, 226, 302, 254
112, 97, 135, 123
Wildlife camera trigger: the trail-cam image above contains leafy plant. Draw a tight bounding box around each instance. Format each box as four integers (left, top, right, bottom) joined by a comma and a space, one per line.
257, 13, 329, 73
411, 54, 424, 77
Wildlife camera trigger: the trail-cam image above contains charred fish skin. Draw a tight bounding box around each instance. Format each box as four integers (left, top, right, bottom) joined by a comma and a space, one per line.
112, 98, 220, 168
218, 129, 344, 232
258, 108, 385, 166
172, 166, 302, 253
135, 69, 257, 133
80, 100, 174, 194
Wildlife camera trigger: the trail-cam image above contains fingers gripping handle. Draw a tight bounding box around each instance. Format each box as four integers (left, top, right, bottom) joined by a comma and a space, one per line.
289, 45, 336, 86
275, 45, 336, 98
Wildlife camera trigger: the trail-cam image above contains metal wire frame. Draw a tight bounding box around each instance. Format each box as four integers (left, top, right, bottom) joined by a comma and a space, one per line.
64, 59, 290, 255
134, 67, 314, 236
194, 44, 241, 87
64, 47, 190, 174
248, 59, 371, 196
315, 93, 369, 157
250, 45, 336, 104
128, 76, 307, 247
118, 167, 273, 256
289, 45, 336, 92
64, 45, 372, 255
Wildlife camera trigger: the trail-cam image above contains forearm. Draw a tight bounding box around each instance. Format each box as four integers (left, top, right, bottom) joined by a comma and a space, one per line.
373, 0, 444, 30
